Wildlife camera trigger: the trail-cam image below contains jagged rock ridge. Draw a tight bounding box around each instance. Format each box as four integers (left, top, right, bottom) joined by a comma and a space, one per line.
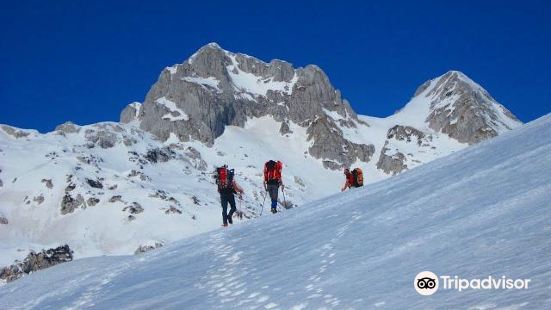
122, 44, 521, 171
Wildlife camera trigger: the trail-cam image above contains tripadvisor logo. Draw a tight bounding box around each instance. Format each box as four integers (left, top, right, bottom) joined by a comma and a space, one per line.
414, 271, 531, 296
414, 271, 439, 295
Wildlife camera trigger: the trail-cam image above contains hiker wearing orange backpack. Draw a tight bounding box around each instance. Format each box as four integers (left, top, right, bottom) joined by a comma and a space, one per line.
214, 165, 244, 227
263, 160, 284, 214
342, 167, 364, 191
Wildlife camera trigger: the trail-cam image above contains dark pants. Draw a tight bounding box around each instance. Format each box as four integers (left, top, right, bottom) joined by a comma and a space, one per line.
267, 183, 279, 209
221, 193, 236, 225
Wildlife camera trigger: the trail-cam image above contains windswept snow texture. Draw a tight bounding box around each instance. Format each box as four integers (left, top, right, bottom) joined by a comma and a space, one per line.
1, 115, 549, 308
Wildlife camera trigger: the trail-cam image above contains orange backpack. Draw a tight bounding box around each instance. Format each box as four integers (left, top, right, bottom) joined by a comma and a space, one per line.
352, 168, 364, 187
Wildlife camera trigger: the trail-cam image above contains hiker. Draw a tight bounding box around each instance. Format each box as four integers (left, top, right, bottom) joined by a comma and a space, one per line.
342, 167, 364, 191
215, 165, 244, 227
263, 160, 284, 213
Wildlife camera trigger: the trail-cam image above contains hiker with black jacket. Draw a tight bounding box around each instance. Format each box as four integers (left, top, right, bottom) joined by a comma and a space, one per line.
215, 165, 244, 227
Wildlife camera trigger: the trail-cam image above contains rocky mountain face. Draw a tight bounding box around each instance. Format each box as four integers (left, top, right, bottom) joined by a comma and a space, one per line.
376, 125, 430, 175
421, 71, 521, 144
122, 44, 521, 172
121, 43, 369, 169
371, 70, 521, 175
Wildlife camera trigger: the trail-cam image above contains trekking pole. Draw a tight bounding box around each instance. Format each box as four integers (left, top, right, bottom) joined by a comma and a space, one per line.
259, 190, 267, 216
281, 186, 288, 210
238, 195, 243, 221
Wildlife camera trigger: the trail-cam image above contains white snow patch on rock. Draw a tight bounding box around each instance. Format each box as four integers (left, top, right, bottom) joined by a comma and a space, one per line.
227, 54, 298, 98
156, 97, 189, 121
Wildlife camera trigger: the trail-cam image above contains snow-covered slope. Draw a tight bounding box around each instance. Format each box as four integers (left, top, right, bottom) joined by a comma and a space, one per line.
0, 123, 221, 267
0, 119, 345, 269
2, 114, 548, 309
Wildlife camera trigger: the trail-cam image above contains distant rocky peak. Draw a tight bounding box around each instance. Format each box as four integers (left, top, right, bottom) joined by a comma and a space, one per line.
416, 70, 522, 144
426, 71, 490, 103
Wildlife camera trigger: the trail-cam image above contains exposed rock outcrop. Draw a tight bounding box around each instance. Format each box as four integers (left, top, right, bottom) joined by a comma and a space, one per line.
41, 178, 54, 189
307, 116, 374, 169
279, 120, 292, 135
1, 125, 31, 138
135, 242, 163, 255
55, 121, 80, 134
123, 202, 144, 215
61, 193, 86, 214
184, 147, 208, 171
85, 128, 118, 149
86, 178, 104, 189
87, 197, 100, 206
0, 245, 73, 282
145, 147, 175, 163
376, 125, 433, 175
33, 195, 45, 205
386, 125, 426, 146
109, 195, 123, 203
376, 142, 408, 175
120, 102, 142, 124
164, 206, 182, 214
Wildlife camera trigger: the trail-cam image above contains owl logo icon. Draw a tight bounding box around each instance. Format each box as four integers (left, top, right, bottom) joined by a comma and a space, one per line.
414, 271, 439, 295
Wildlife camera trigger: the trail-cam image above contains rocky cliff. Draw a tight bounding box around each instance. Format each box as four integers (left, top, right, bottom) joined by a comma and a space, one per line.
121, 43, 370, 169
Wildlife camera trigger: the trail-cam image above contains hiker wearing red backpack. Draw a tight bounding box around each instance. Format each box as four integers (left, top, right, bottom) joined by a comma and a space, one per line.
342, 167, 364, 191
215, 165, 244, 227
263, 160, 284, 214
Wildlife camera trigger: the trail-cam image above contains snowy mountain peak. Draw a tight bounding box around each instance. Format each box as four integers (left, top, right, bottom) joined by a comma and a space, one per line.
123, 43, 365, 168
204, 42, 222, 49
429, 70, 487, 98
405, 70, 522, 144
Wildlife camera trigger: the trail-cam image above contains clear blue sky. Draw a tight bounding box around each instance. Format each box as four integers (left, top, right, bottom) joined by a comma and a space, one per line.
1, 0, 550, 132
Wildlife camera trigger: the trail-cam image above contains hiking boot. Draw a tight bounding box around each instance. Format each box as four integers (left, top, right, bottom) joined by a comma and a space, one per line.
228, 217, 233, 224
271, 208, 277, 214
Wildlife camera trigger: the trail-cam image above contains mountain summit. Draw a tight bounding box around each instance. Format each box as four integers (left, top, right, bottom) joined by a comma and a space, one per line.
121, 42, 369, 168
411, 70, 520, 143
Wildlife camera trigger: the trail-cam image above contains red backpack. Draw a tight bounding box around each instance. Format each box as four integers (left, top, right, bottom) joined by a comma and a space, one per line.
264, 160, 283, 183
216, 166, 234, 190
